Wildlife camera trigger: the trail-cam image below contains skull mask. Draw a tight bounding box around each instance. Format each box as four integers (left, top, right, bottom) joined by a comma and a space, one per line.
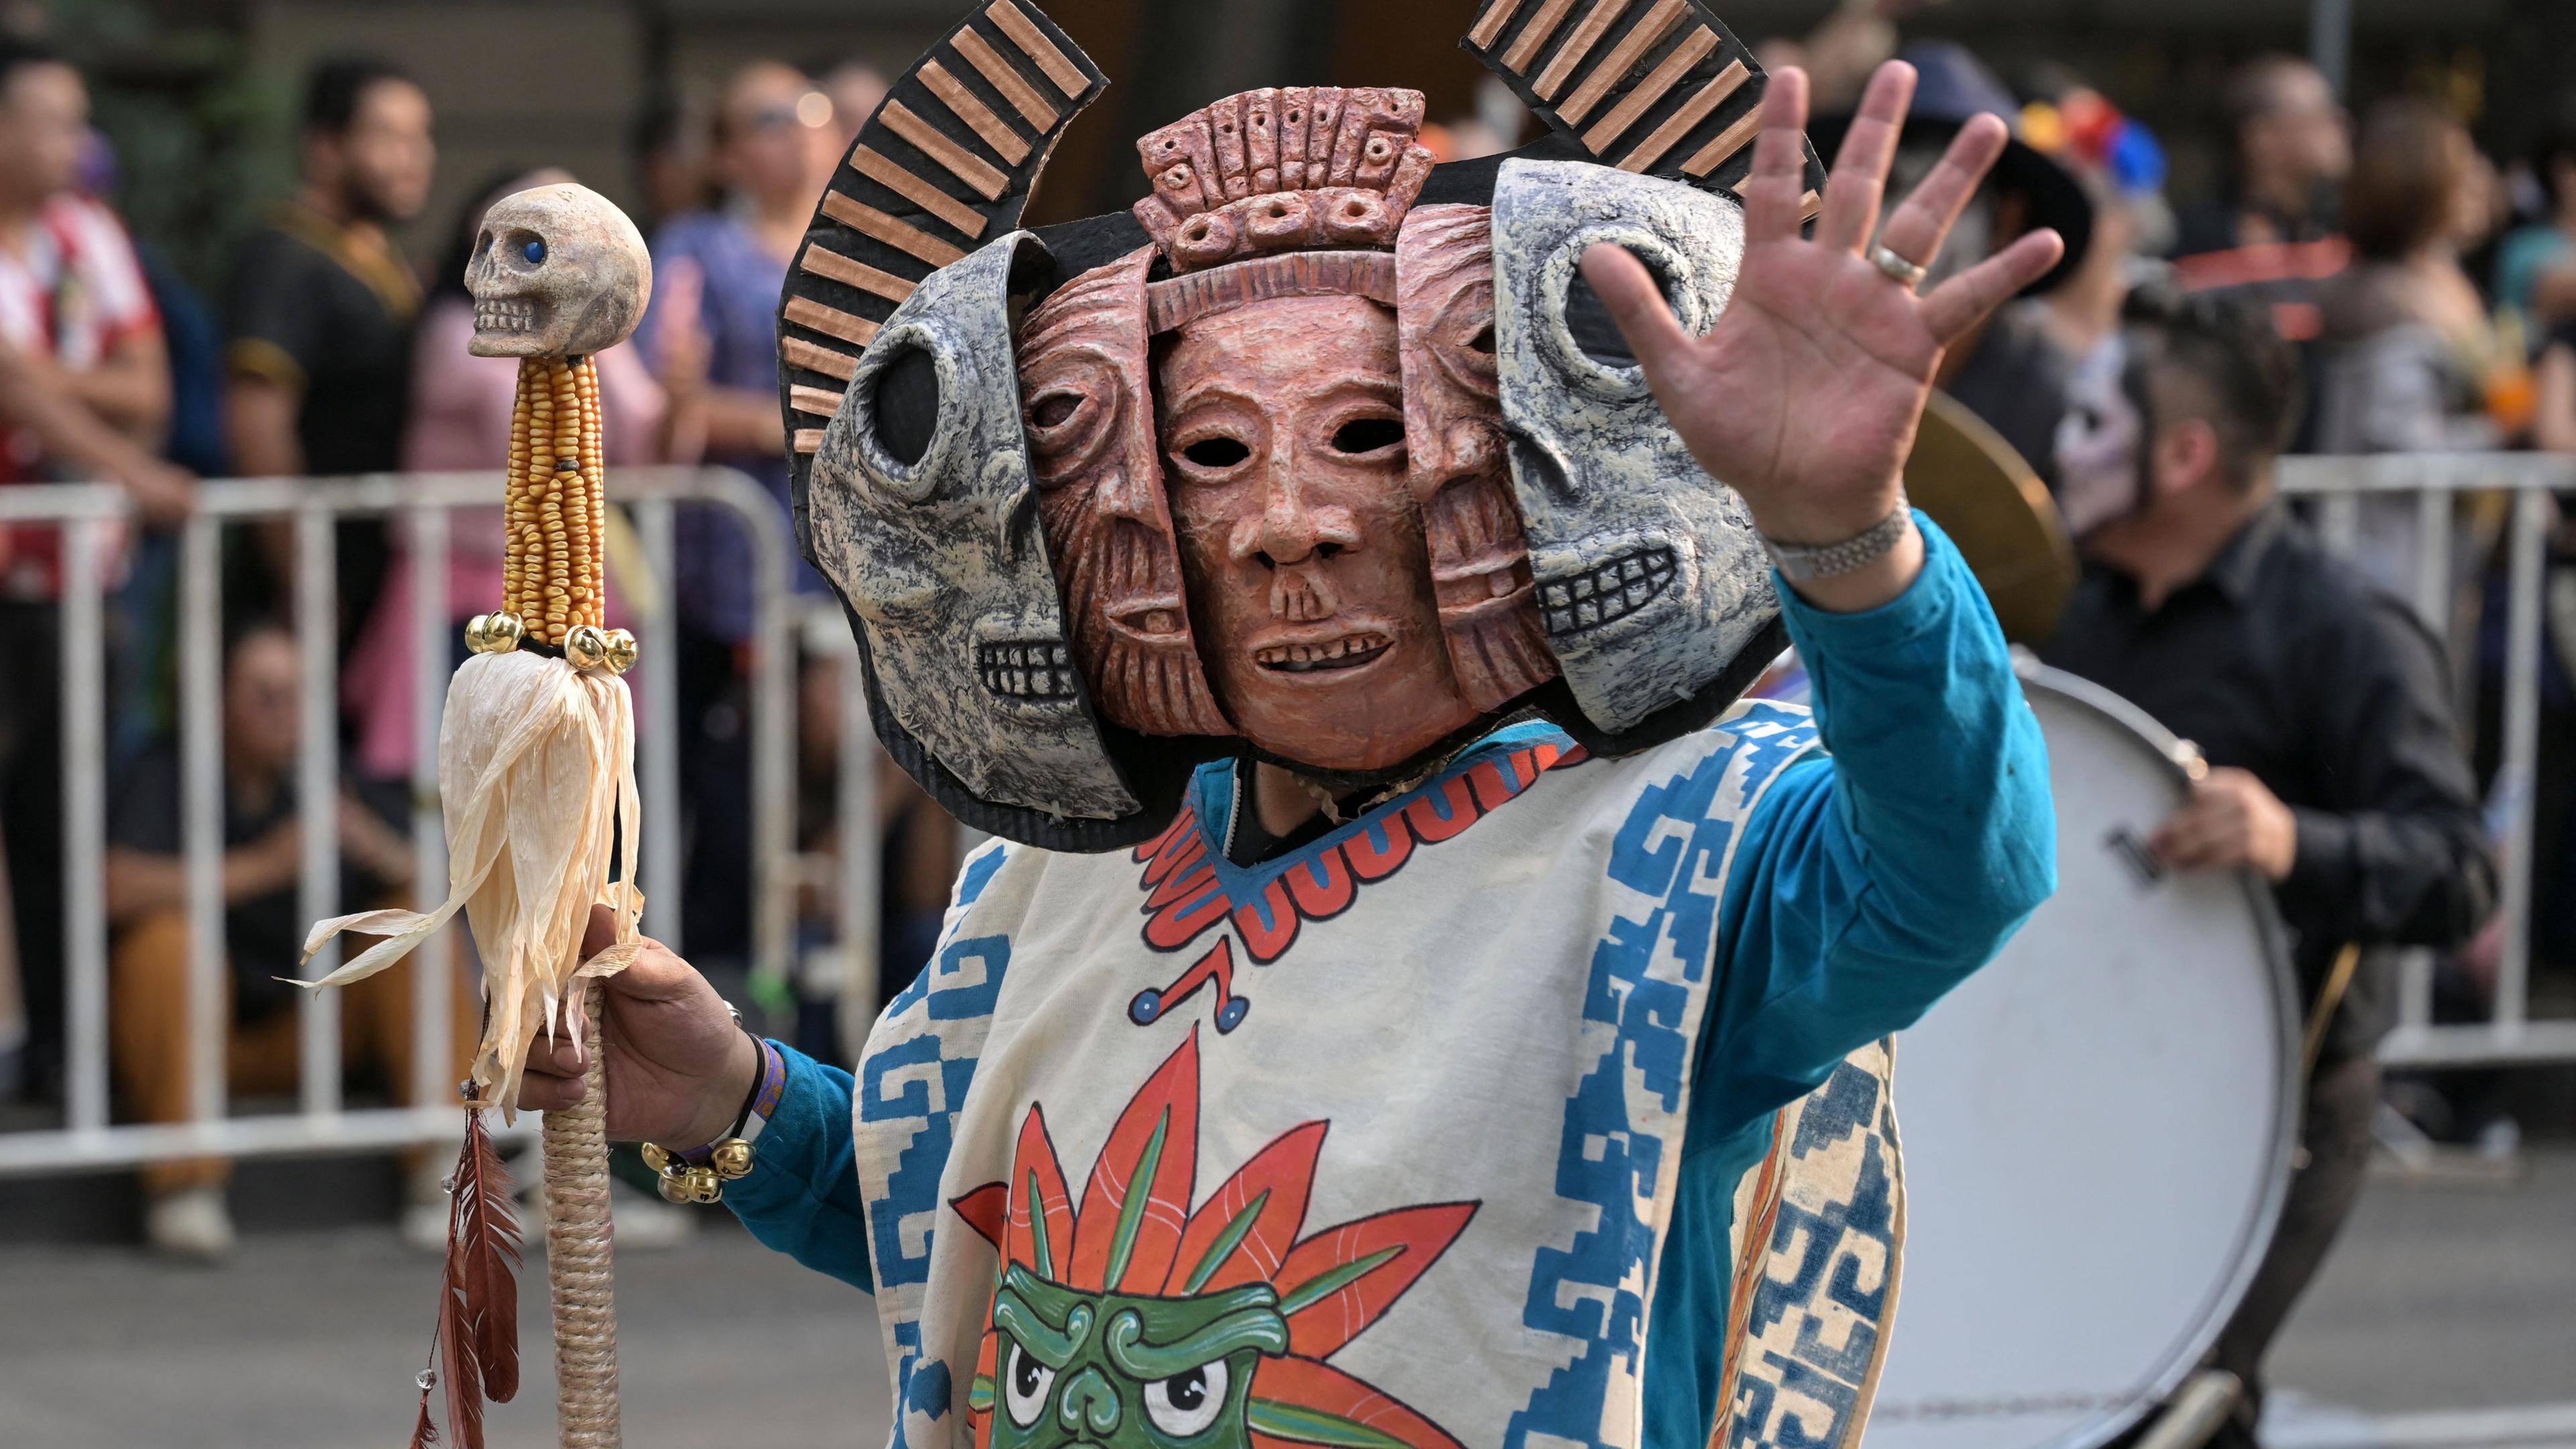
803, 232, 1138, 821
467, 182, 653, 358
1491, 160, 1777, 737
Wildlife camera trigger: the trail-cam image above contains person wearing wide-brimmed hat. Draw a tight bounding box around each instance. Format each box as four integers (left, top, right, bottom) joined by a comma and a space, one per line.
1813, 40, 2096, 486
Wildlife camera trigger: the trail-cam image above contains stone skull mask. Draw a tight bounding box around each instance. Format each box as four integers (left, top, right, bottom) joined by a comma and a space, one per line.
804, 233, 1138, 821
1491, 159, 1776, 736
466, 182, 653, 358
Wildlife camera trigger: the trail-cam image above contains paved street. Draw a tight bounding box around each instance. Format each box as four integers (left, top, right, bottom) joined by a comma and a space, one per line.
1, 1150, 2569, 1448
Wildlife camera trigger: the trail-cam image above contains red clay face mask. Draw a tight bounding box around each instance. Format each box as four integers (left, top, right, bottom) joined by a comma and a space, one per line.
1158, 294, 1483, 771
1024, 248, 1232, 739
1397, 205, 1556, 712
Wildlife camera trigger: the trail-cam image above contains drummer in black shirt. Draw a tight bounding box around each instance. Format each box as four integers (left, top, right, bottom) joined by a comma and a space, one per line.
2039, 286, 2494, 1444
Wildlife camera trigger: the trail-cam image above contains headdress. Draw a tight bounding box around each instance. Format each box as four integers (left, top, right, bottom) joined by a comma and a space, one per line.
782, 0, 1825, 849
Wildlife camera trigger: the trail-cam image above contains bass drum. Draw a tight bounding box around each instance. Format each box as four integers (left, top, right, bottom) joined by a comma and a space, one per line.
1864, 662, 2302, 1449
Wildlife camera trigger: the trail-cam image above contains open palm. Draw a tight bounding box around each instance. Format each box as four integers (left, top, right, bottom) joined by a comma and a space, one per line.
1585, 62, 2064, 553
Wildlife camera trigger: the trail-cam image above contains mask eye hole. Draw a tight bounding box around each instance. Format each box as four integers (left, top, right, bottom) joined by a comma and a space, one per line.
1465, 323, 1496, 357
1183, 436, 1251, 469
1561, 260, 1676, 370
1029, 392, 1081, 429
868, 343, 941, 474
1143, 1358, 1230, 1437
1330, 417, 1405, 456
1002, 1342, 1055, 1428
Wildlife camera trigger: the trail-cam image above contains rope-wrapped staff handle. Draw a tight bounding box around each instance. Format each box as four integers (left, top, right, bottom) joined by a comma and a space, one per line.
465, 181, 653, 1449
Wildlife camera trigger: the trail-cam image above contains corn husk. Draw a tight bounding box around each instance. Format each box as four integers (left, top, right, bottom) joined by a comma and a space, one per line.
301, 647, 641, 1116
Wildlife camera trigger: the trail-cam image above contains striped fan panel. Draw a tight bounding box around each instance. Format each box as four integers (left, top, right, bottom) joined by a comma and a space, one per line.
777, 0, 1109, 467
1461, 0, 1826, 202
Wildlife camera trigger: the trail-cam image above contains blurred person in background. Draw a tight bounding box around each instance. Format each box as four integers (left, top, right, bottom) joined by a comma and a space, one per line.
104, 619, 467, 1259
638, 60, 839, 974
2170, 54, 2352, 345
340, 165, 681, 792
2023, 80, 2171, 367
0, 34, 190, 1102
2174, 54, 2350, 260
2312, 101, 2508, 589
223, 54, 433, 649
1812, 41, 2094, 483
633, 97, 715, 234
820, 60, 887, 151
76, 122, 233, 767
2041, 288, 2495, 1444
2493, 97, 2576, 333
1753, 0, 1946, 115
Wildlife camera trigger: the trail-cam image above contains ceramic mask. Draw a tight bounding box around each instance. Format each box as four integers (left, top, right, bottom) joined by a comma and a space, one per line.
804, 233, 1138, 820
1490, 158, 1776, 735
1022, 246, 1234, 740
1156, 292, 1483, 771
1395, 204, 1556, 713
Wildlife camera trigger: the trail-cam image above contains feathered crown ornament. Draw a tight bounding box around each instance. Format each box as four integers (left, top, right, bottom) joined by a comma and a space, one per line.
301, 182, 651, 1449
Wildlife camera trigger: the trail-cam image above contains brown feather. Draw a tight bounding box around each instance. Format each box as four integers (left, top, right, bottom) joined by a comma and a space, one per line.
422, 1108, 522, 1448
437, 1245, 485, 1449
409, 1389, 441, 1448
455, 1110, 523, 1403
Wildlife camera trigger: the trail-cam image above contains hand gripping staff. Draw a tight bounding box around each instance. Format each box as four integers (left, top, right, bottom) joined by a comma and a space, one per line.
301, 182, 651, 1449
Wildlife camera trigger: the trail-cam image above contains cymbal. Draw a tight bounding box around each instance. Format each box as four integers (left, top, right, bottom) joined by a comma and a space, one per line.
1907, 390, 2078, 643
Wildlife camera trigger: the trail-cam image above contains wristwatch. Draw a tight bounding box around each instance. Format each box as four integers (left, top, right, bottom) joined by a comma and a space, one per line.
1759, 500, 1915, 582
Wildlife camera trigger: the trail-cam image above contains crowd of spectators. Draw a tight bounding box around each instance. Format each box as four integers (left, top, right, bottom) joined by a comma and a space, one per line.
0, 10, 2562, 1300
0, 38, 916, 1255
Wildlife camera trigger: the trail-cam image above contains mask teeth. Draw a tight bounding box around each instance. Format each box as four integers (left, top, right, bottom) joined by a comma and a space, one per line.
1538, 546, 1676, 637
474, 298, 541, 333
976, 640, 1079, 701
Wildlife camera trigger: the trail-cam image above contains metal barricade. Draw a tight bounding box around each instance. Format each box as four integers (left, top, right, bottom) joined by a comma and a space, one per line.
0, 466, 796, 1175
2278, 452, 2576, 1069
9, 451, 2562, 1179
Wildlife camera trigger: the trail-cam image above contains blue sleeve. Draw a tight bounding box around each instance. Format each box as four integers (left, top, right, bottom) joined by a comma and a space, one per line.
1699, 515, 2057, 1125
722, 1042, 874, 1292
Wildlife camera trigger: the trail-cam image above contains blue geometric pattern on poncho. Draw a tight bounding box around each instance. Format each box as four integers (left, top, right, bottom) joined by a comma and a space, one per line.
1727, 1044, 1902, 1449
1505, 702, 1821, 1448
862, 843, 1013, 1448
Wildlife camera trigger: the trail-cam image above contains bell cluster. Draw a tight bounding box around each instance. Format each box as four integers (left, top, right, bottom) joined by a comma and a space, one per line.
464, 611, 639, 675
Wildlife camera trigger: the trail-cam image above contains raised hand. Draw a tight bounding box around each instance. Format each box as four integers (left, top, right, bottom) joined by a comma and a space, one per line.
1582, 61, 2064, 610
517, 904, 759, 1148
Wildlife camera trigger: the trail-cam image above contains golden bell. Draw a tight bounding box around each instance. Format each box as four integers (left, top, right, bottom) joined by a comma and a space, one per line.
639, 1142, 672, 1174
654, 1171, 691, 1205
710, 1138, 755, 1179
565, 624, 610, 671
464, 614, 493, 653
481, 610, 525, 653
602, 628, 639, 675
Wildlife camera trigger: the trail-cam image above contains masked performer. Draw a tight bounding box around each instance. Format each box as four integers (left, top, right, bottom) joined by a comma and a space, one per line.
517, 5, 2063, 1446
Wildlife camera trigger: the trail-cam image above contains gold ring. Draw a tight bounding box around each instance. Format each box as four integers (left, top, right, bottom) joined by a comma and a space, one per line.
1870, 244, 1930, 290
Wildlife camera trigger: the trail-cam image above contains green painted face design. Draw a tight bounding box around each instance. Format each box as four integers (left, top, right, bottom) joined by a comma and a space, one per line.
973, 1267, 1287, 1448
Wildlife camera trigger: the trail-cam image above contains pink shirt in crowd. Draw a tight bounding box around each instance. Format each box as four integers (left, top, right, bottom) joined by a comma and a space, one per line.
343, 295, 667, 778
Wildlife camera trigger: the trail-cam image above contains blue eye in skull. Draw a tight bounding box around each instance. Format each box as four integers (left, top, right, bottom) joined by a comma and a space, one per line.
523, 238, 546, 265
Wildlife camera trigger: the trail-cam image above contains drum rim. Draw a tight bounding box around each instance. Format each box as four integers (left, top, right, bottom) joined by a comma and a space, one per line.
2008, 659, 2306, 1449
